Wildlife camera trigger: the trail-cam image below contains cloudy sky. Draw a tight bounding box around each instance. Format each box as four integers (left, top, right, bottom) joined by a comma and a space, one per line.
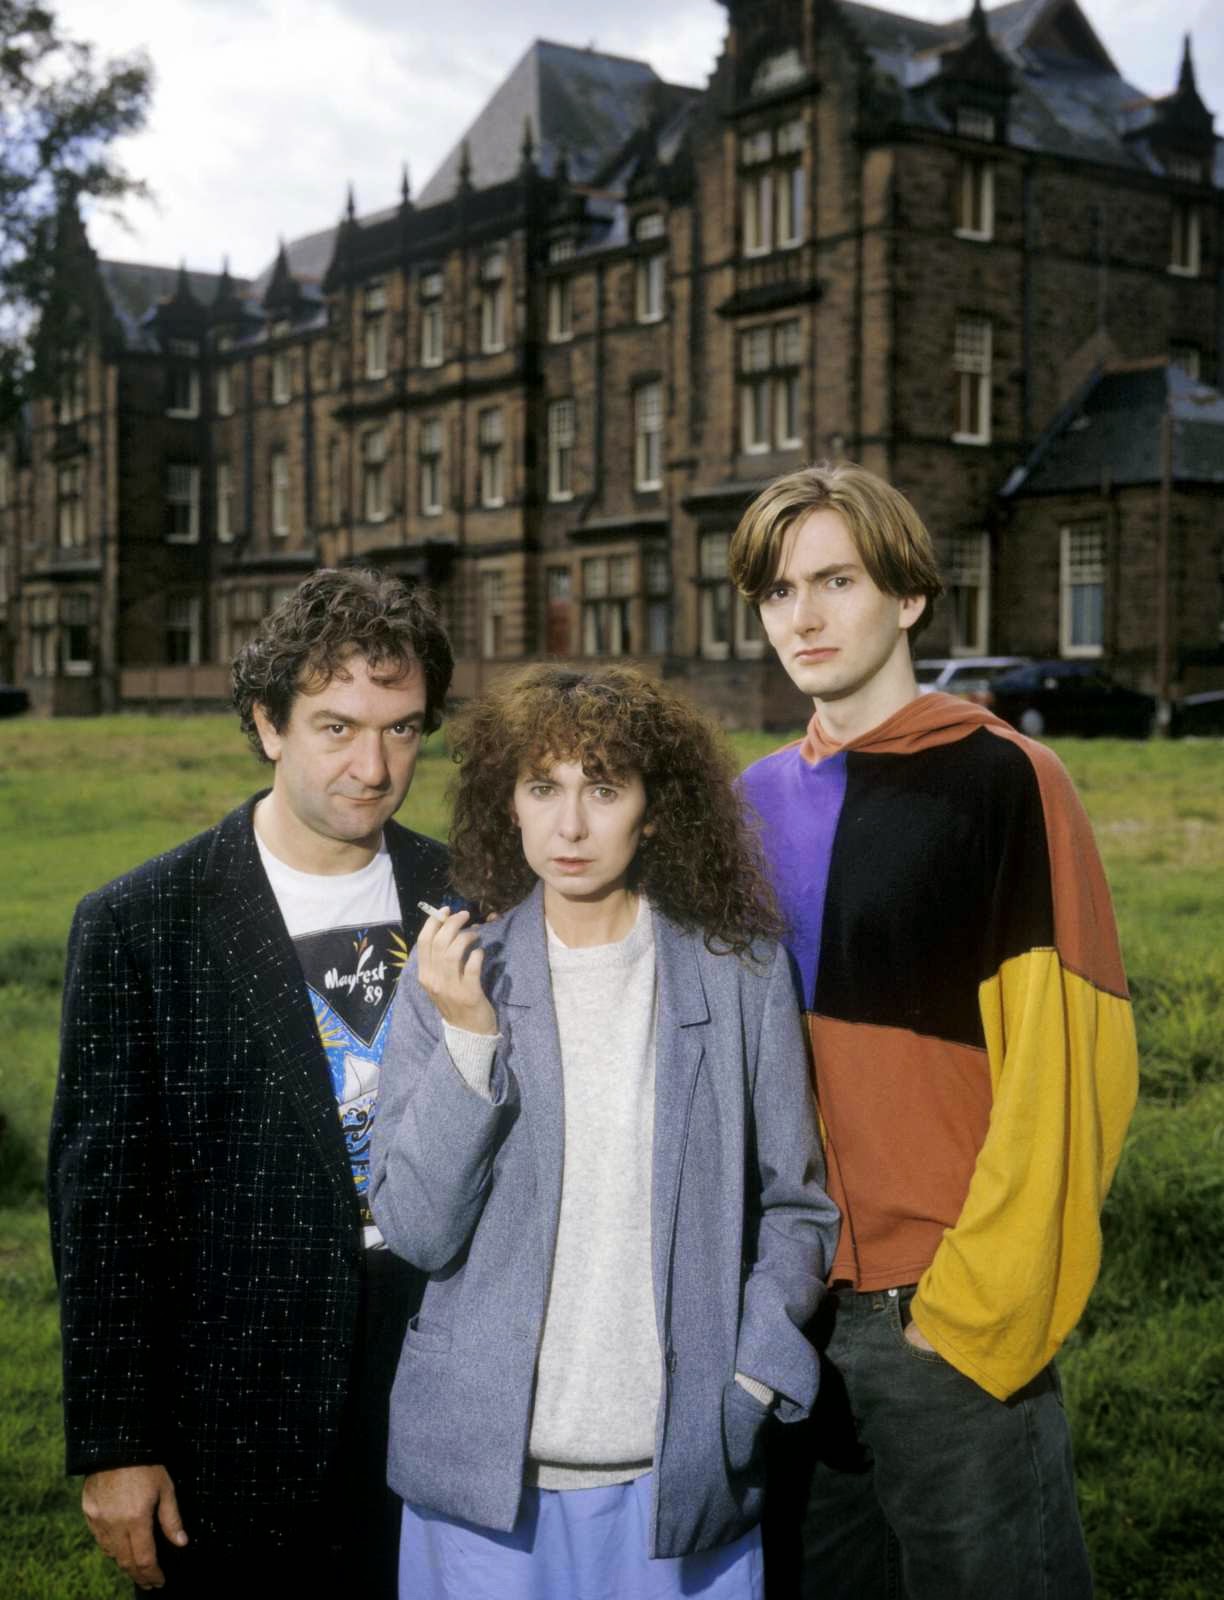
57, 0, 1223, 284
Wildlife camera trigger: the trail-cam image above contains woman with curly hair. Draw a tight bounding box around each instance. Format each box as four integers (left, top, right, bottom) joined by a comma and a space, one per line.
370, 664, 837, 1600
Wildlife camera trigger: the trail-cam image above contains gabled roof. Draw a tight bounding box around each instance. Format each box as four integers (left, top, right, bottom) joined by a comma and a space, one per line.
97, 261, 255, 352
1001, 362, 1224, 496
840, 0, 1215, 177
418, 39, 699, 205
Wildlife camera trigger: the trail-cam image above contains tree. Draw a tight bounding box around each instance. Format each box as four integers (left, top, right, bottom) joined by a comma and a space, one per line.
0, 1, 151, 418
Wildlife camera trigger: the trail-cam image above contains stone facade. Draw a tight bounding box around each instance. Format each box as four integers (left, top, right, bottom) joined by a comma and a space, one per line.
1, 1, 1221, 725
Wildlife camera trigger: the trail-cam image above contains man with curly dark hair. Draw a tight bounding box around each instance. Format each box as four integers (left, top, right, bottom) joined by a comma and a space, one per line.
49, 567, 453, 1598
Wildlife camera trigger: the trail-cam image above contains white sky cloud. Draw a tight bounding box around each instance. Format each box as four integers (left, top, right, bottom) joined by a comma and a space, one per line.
53, 0, 1224, 282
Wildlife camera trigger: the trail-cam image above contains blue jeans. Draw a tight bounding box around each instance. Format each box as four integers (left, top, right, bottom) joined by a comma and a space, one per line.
763, 1285, 1092, 1600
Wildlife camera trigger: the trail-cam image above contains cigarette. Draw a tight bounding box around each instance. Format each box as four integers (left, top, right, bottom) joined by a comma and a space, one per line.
417, 901, 448, 920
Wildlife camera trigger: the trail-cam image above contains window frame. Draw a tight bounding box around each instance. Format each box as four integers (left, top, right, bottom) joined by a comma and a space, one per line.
477, 407, 505, 508
547, 398, 576, 502
165, 593, 202, 667
1059, 523, 1106, 659
952, 316, 993, 445
216, 460, 235, 542
547, 276, 574, 342
945, 531, 991, 655
269, 449, 290, 538
361, 427, 389, 523
419, 417, 444, 515
479, 567, 506, 658
165, 462, 201, 545
364, 279, 389, 378
56, 460, 87, 548
955, 156, 994, 241
635, 253, 665, 324
1170, 202, 1202, 277
634, 383, 664, 491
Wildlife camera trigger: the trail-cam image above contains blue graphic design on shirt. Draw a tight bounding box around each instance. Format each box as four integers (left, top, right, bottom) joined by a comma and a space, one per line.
292, 921, 408, 1224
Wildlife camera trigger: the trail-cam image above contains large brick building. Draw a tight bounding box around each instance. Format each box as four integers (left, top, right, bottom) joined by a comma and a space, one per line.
1, 0, 1221, 724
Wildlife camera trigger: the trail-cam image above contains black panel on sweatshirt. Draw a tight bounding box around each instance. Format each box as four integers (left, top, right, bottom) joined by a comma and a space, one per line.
812, 727, 1055, 1047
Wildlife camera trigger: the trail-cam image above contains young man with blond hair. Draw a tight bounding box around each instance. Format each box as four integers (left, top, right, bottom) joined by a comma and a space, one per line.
730, 463, 1137, 1599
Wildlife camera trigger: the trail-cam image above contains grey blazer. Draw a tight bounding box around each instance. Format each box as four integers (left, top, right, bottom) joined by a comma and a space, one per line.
369, 885, 839, 1559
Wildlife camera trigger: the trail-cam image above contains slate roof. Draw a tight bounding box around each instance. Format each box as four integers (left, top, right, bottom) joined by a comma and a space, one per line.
1000, 362, 1224, 495
418, 39, 699, 205
839, 0, 1218, 180
97, 261, 257, 351
252, 209, 398, 296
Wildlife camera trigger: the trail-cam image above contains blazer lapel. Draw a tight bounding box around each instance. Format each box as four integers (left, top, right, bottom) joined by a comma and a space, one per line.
496, 886, 567, 1258
651, 914, 710, 1314
201, 800, 355, 1205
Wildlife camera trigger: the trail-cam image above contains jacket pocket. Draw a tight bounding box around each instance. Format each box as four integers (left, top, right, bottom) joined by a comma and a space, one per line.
721, 1377, 769, 1478
402, 1311, 452, 1353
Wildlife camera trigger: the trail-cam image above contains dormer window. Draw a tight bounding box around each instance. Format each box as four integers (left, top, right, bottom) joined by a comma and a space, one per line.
1166, 154, 1203, 184
549, 237, 576, 262
956, 107, 996, 142
750, 47, 804, 98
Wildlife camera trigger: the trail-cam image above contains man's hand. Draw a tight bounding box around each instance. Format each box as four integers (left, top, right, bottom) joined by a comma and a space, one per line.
82, 1464, 187, 1591
904, 1318, 936, 1353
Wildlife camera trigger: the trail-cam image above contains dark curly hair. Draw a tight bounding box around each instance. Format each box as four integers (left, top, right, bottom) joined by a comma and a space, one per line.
447, 664, 784, 957
231, 568, 454, 759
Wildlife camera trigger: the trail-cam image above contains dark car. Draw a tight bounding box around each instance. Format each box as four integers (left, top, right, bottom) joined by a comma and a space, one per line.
0, 683, 29, 718
1171, 690, 1224, 737
985, 661, 1156, 738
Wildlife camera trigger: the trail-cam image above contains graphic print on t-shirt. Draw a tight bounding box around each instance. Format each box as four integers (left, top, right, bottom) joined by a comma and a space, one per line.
291, 921, 408, 1225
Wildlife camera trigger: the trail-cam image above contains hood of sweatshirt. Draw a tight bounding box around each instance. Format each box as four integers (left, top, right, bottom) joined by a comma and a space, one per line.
799, 691, 1010, 765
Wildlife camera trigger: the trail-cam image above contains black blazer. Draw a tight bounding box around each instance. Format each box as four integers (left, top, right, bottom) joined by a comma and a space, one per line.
47, 797, 447, 1542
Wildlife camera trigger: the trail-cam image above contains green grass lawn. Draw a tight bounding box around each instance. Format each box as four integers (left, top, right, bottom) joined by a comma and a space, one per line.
1, 716, 1221, 1598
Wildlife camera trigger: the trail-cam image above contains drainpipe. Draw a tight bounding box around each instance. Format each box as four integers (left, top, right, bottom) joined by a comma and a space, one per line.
1155, 396, 1172, 734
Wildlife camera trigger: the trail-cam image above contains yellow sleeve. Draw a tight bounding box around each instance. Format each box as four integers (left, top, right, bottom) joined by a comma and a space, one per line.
910, 948, 1137, 1399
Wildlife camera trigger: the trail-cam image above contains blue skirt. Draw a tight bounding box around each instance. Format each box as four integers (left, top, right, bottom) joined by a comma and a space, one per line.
398, 1474, 764, 1600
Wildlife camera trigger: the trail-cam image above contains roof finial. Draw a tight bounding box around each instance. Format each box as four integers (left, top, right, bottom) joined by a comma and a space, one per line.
1178, 33, 1197, 96
345, 182, 356, 223
521, 115, 536, 171
458, 139, 473, 193
969, 0, 987, 39
401, 162, 412, 207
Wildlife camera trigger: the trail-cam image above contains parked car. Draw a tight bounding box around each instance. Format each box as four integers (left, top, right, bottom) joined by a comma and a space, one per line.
1171, 689, 1224, 737
0, 683, 29, 718
985, 661, 1155, 738
914, 656, 1030, 702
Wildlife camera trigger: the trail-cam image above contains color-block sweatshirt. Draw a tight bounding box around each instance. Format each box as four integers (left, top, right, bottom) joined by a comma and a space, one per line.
739, 692, 1138, 1401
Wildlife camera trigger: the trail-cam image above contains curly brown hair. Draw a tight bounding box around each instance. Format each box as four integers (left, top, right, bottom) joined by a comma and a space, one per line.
231, 568, 454, 759
447, 664, 783, 957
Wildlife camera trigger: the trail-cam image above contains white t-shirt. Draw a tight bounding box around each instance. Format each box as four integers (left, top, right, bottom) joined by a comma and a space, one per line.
256, 835, 404, 1248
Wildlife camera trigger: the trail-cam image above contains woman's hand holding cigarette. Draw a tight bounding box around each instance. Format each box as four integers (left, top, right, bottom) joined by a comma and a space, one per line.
415, 904, 498, 1036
